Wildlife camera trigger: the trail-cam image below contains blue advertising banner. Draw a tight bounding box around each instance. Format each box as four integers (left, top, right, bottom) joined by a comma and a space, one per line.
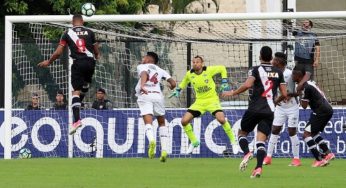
0, 109, 345, 158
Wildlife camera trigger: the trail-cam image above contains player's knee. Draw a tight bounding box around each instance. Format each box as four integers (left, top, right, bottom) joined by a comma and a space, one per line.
271, 126, 281, 135
288, 127, 297, 137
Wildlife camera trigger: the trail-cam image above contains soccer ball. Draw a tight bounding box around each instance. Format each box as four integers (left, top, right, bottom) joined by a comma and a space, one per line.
19, 148, 32, 159
81, 3, 96, 17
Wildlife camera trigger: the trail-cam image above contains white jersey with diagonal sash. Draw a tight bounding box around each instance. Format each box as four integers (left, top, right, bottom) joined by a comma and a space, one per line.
135, 63, 171, 99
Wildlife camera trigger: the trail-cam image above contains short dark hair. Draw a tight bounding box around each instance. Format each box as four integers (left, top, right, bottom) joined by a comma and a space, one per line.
146, 52, 159, 64
194, 55, 204, 62
293, 66, 306, 76
97, 88, 106, 94
56, 89, 64, 96
260, 46, 272, 62
73, 14, 83, 21
274, 52, 287, 65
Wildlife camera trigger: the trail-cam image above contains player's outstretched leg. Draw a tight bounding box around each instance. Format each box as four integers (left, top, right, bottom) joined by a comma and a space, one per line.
70, 95, 82, 135
145, 124, 156, 159
183, 124, 200, 154
264, 134, 279, 165
250, 141, 266, 178
222, 121, 239, 154
313, 134, 335, 162
304, 136, 328, 167
159, 126, 169, 162
238, 136, 253, 171
289, 134, 301, 166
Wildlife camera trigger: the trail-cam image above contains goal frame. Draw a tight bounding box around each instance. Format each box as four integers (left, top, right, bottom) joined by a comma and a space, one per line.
4, 11, 346, 159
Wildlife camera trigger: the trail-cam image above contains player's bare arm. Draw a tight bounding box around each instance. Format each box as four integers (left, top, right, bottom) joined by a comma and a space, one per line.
38, 45, 65, 67
139, 71, 149, 94
313, 45, 321, 67
94, 42, 100, 59
167, 78, 177, 90
222, 76, 254, 97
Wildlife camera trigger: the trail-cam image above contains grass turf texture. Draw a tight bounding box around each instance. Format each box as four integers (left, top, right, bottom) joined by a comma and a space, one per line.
0, 158, 344, 188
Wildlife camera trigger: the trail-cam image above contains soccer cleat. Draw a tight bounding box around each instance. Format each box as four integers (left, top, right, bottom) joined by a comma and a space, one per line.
148, 141, 156, 159
231, 144, 240, 155
187, 140, 200, 154
263, 156, 272, 165
250, 167, 262, 178
312, 159, 329, 167
160, 151, 168, 162
239, 152, 253, 172
69, 120, 82, 135
323, 153, 335, 162
289, 158, 301, 167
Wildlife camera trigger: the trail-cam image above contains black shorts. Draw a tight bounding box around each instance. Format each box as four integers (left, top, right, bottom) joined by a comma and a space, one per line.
71, 59, 96, 90
240, 110, 274, 136
305, 113, 333, 134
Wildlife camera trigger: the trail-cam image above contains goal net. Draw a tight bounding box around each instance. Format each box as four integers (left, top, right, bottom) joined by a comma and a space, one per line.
2, 12, 346, 159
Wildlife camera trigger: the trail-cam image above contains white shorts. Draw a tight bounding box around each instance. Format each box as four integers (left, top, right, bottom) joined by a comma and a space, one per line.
273, 106, 299, 128
137, 97, 165, 116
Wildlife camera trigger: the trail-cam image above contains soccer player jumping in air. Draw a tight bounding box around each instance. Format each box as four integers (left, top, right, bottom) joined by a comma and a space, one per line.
38, 14, 100, 135
222, 46, 287, 178
136, 52, 176, 162
170, 55, 239, 155
263, 52, 301, 167
291, 67, 335, 167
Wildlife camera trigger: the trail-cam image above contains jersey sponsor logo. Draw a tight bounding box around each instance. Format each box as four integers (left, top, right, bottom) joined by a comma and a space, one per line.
266, 72, 279, 78
75, 31, 89, 36
196, 86, 212, 93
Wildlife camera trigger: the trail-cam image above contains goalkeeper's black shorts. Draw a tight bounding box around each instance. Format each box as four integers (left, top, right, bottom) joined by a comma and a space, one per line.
71, 58, 96, 90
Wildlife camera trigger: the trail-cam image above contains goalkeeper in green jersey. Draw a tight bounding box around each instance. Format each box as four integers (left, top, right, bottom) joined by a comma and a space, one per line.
170, 56, 239, 154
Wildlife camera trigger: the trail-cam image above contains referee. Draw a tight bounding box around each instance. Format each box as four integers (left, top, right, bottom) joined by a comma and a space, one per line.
38, 14, 100, 135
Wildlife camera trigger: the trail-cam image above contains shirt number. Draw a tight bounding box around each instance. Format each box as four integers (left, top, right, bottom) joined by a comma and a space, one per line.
262, 80, 273, 98
149, 73, 158, 84
76, 38, 86, 53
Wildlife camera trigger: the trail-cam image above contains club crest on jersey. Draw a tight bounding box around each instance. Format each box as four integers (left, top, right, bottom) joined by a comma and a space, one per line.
204, 79, 208, 83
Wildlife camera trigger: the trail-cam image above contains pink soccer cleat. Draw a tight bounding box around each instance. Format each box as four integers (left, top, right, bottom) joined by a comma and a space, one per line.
312, 159, 329, 167
250, 167, 262, 178
69, 120, 82, 135
239, 152, 253, 171
289, 158, 302, 167
263, 156, 272, 165
324, 153, 335, 162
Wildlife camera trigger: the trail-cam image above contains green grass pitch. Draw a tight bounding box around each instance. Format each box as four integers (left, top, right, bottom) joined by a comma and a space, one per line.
0, 158, 345, 188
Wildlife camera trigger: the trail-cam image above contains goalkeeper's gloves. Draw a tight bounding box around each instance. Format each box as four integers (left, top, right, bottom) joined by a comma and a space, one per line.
169, 88, 181, 98
219, 78, 230, 92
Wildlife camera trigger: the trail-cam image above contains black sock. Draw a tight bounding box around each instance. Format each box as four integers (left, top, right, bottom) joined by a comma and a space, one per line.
72, 95, 81, 123
313, 135, 330, 154
256, 142, 266, 169
305, 137, 322, 161
238, 136, 249, 155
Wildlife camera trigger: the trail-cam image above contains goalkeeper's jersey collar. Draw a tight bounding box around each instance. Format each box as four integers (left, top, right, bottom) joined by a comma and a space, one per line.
190, 66, 207, 73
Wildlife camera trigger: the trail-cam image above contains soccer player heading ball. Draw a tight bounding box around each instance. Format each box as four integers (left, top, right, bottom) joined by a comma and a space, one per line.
170, 55, 239, 155
222, 46, 287, 178
38, 14, 100, 135
135, 52, 177, 162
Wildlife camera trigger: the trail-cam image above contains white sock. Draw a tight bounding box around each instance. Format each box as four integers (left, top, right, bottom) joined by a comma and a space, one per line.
267, 134, 280, 157
290, 134, 300, 159
159, 126, 169, 152
145, 124, 154, 142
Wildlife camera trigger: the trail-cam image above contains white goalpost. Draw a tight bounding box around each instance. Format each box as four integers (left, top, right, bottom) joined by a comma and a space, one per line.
3, 11, 346, 159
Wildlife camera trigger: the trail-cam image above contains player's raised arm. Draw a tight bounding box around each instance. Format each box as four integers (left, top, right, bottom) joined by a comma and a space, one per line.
222, 72, 255, 97
169, 71, 189, 98
166, 78, 176, 90
38, 45, 65, 67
